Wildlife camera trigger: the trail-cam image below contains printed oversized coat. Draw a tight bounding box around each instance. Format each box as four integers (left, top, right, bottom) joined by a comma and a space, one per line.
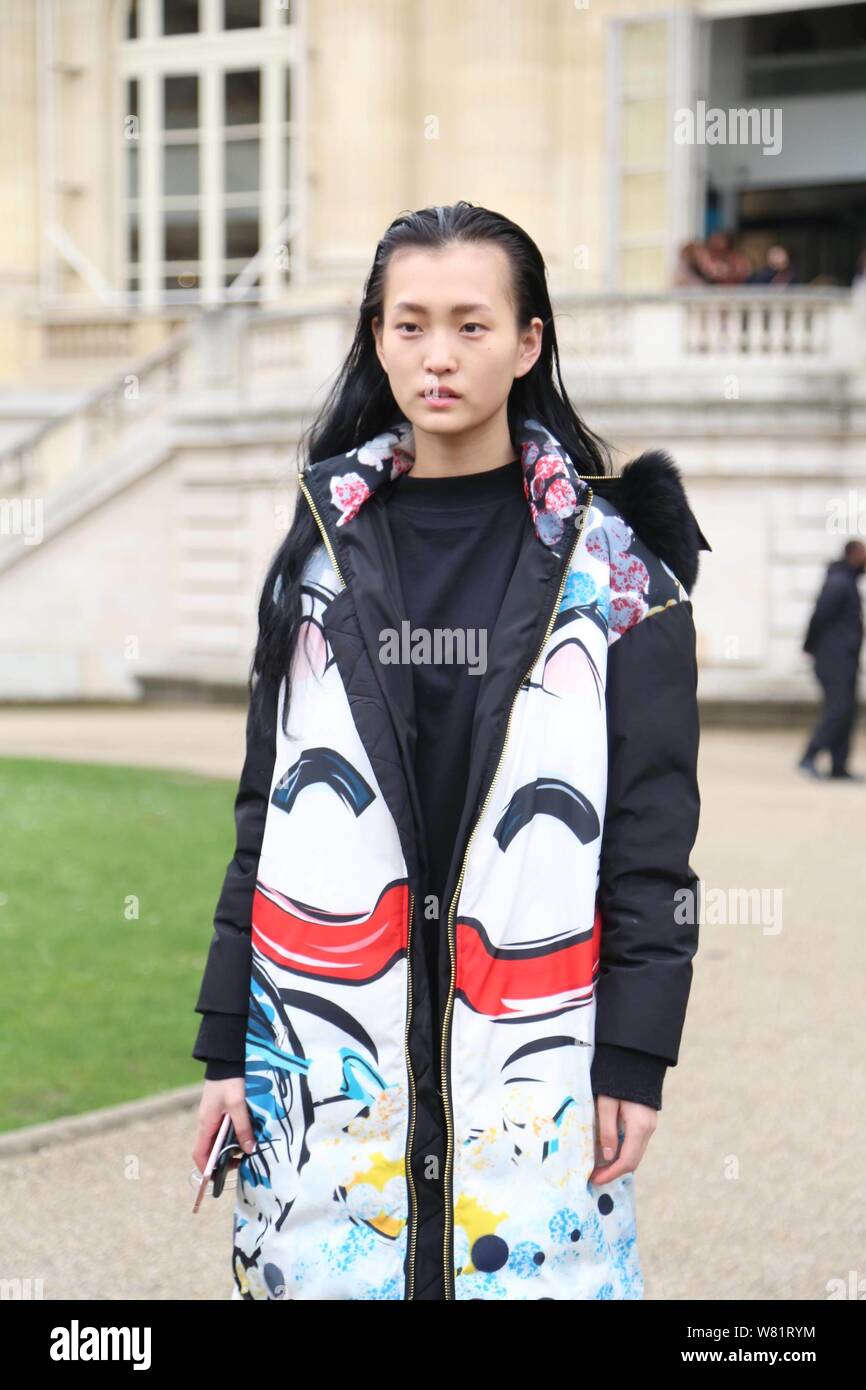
192, 415, 711, 1300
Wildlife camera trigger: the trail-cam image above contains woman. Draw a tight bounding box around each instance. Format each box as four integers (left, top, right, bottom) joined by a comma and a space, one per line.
191, 201, 710, 1300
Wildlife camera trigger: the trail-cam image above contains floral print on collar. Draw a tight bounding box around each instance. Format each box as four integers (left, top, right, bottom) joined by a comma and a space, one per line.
309, 416, 593, 552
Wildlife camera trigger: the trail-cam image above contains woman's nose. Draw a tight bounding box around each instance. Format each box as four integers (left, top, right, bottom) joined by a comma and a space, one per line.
422, 342, 457, 373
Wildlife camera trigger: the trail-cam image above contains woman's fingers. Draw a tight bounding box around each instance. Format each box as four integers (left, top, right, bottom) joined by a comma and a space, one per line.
588, 1095, 657, 1185
589, 1094, 623, 1184
192, 1078, 251, 1172
229, 1099, 256, 1156
192, 1106, 225, 1175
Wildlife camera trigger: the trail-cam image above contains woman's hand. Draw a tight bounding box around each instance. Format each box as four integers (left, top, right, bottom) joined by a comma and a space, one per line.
588, 1094, 658, 1185
192, 1078, 256, 1177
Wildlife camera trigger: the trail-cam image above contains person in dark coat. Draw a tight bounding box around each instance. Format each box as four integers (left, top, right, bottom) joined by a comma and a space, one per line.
798, 539, 866, 779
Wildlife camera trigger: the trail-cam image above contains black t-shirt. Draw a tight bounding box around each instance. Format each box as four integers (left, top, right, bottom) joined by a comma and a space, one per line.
385, 455, 527, 961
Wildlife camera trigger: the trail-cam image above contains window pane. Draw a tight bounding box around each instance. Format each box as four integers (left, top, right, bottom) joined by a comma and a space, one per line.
745, 6, 866, 98
280, 134, 291, 200
126, 78, 138, 121
164, 75, 198, 130
128, 214, 139, 263
127, 145, 139, 198
164, 209, 200, 260
126, 1, 138, 39
225, 138, 259, 193
223, 0, 260, 28
225, 70, 260, 126
621, 172, 666, 237
622, 99, 667, 166
224, 271, 260, 289
225, 205, 259, 258
165, 272, 201, 291
164, 143, 199, 195
621, 21, 667, 94
162, 0, 199, 35
285, 68, 292, 122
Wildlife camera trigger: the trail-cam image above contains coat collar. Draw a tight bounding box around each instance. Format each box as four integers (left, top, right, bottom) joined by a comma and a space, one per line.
300, 415, 593, 556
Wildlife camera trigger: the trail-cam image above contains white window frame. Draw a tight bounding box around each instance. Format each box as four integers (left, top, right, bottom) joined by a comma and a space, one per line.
605, 7, 702, 291
116, 0, 303, 308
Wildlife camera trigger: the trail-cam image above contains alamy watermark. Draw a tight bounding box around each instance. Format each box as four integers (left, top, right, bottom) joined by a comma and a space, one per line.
678, 882, 782, 936
0, 496, 43, 545
674, 101, 782, 157
49, 1320, 151, 1369
379, 622, 488, 676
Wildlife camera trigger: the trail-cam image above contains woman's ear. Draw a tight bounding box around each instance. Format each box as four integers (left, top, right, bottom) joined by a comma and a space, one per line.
514, 316, 544, 379
371, 316, 387, 375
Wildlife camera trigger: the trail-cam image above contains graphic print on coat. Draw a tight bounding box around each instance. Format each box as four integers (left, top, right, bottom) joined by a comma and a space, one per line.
440, 440, 687, 1299
232, 552, 413, 1301
444, 484, 688, 1300
230, 416, 693, 1300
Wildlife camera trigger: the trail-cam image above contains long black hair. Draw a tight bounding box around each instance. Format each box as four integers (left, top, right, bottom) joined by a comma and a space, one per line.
249, 199, 613, 737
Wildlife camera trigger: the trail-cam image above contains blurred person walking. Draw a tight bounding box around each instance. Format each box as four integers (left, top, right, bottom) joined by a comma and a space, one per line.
799, 539, 866, 780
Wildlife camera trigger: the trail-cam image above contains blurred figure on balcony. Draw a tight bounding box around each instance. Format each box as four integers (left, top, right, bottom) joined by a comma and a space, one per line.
689, 230, 751, 286
747, 244, 793, 287
673, 240, 708, 287
798, 539, 866, 781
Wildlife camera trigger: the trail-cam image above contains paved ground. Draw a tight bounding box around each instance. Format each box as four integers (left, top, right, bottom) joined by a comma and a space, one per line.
1, 706, 863, 1301
0, 703, 250, 779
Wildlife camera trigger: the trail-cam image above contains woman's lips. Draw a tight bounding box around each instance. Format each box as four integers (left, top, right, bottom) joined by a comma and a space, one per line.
420, 389, 461, 407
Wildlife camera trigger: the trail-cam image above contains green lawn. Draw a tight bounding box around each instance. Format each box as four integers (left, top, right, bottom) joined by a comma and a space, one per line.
0, 757, 241, 1133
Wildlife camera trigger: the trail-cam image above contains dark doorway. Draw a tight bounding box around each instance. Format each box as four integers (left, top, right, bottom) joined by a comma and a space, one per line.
735, 182, 866, 285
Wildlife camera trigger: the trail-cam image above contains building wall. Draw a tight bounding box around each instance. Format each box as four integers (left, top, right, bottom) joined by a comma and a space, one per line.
305, 0, 693, 293
0, 0, 707, 314
0, 432, 293, 698
0, 0, 40, 377
0, 0, 864, 705
4, 0, 863, 314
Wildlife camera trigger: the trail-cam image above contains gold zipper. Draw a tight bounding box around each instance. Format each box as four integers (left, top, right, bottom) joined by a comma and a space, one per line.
298, 473, 347, 591
402, 888, 419, 1298
439, 487, 594, 1299
297, 471, 420, 1299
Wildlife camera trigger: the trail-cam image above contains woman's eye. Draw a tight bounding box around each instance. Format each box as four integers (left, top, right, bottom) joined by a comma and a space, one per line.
462, 323, 484, 335
396, 323, 420, 334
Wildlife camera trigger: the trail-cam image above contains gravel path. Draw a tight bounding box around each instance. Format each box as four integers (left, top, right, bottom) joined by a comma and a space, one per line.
1, 708, 863, 1300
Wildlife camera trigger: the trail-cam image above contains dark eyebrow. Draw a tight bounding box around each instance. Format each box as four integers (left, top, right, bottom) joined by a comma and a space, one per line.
391, 301, 494, 315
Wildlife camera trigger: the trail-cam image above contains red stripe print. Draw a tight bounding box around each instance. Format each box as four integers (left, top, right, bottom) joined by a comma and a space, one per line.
252, 879, 409, 982
456, 901, 602, 1018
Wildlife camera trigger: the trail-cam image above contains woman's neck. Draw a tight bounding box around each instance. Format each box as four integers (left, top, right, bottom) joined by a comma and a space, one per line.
409, 414, 517, 479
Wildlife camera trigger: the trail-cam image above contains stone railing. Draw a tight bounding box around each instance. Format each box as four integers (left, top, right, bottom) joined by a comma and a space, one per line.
237, 305, 356, 390
551, 288, 863, 377
4, 289, 861, 501
233, 290, 865, 405
0, 325, 196, 497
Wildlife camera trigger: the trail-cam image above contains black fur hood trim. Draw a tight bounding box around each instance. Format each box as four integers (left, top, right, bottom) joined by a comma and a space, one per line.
590, 449, 711, 594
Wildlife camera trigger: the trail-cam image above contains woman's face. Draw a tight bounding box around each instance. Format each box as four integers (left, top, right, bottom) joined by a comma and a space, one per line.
371, 241, 542, 439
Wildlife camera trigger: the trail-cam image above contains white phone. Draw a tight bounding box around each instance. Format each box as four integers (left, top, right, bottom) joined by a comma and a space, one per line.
192, 1112, 233, 1214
